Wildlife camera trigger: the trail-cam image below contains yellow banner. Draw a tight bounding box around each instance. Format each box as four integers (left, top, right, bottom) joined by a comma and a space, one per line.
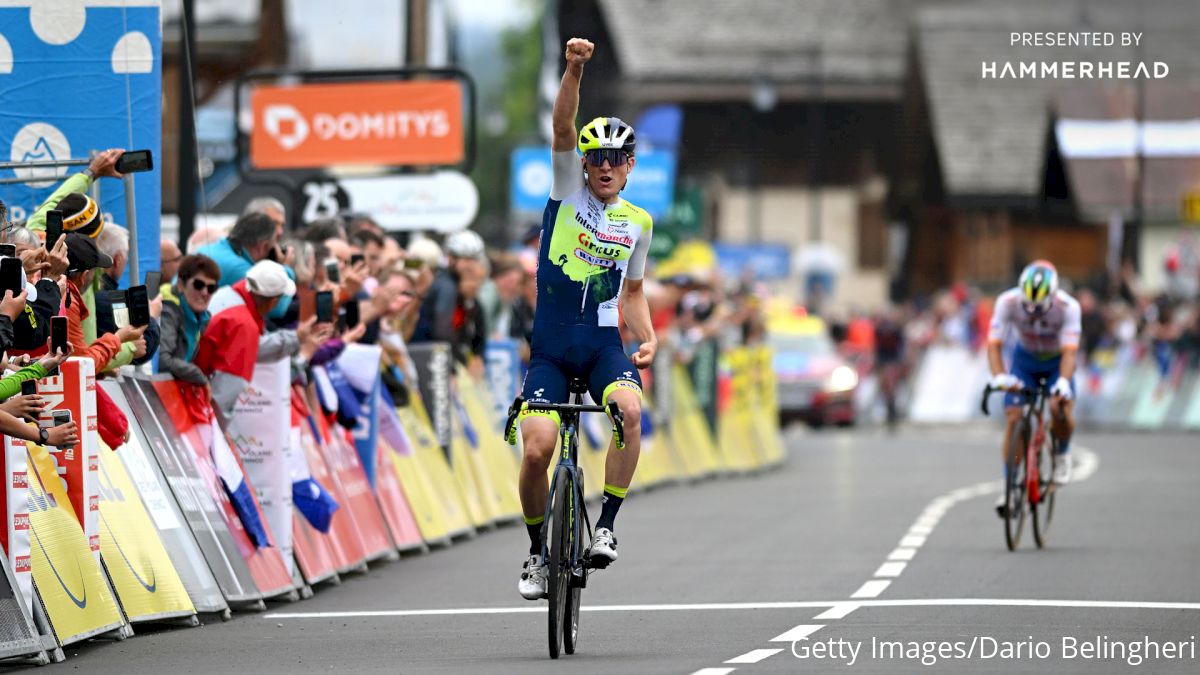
26, 442, 124, 645
97, 445, 196, 621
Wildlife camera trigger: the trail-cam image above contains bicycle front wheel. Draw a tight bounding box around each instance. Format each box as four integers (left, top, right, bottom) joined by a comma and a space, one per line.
1031, 439, 1056, 549
563, 466, 583, 655
1004, 421, 1028, 552
547, 469, 571, 659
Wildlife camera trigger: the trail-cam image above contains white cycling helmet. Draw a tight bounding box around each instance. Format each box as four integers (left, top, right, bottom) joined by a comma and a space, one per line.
443, 229, 485, 260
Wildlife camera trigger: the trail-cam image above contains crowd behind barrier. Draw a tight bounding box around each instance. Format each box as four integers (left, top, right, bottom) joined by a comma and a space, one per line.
840, 270, 1200, 430
0, 162, 791, 664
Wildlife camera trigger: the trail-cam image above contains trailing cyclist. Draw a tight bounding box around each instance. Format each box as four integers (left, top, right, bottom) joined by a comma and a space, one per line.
985, 260, 1081, 516
516, 37, 656, 600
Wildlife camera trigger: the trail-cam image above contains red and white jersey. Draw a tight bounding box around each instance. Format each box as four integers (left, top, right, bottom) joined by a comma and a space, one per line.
987, 288, 1081, 355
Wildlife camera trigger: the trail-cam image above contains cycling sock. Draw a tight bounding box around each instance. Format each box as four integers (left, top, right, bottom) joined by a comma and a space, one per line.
596, 484, 627, 532
1057, 438, 1071, 455
524, 515, 544, 556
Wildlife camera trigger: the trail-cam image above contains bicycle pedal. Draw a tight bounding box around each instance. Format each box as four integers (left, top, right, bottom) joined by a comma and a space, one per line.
585, 555, 612, 570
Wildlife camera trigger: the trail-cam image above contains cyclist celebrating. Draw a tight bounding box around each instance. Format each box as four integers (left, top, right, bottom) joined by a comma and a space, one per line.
986, 260, 1080, 516
517, 37, 656, 600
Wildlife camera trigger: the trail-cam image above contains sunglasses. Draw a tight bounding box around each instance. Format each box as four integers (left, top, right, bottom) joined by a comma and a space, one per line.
584, 149, 631, 167
189, 279, 218, 294
400, 290, 418, 299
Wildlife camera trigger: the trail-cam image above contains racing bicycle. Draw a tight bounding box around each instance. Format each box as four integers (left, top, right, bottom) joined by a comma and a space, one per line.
504, 378, 624, 659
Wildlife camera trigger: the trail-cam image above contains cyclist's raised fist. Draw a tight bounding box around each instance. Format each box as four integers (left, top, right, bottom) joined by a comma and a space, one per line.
565, 38, 594, 66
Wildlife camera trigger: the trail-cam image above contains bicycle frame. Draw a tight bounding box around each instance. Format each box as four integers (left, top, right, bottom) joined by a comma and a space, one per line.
982, 383, 1053, 505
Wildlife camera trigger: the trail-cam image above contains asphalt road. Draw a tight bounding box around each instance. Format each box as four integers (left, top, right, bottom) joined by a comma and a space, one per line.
21, 425, 1200, 674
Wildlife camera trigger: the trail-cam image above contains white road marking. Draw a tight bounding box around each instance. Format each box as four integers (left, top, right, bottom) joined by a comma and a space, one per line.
691, 669, 736, 675
266, 596, 1200, 620
812, 603, 859, 620
851, 580, 891, 598
899, 535, 926, 547
887, 547, 916, 561
724, 649, 783, 664
769, 624, 824, 642
873, 561, 907, 578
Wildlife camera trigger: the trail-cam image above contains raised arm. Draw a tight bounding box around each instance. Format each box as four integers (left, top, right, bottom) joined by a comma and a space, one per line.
552, 38, 594, 152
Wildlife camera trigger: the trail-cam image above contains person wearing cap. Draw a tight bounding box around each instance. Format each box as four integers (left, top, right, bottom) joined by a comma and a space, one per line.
63, 234, 147, 371
194, 260, 325, 418
411, 229, 485, 344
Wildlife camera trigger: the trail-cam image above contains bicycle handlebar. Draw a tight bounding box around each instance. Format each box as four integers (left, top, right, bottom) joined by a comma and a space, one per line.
503, 396, 626, 448
980, 385, 1038, 416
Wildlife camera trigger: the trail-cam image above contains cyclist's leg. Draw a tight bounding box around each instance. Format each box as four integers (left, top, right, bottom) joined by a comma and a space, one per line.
518, 354, 568, 554
1002, 347, 1037, 475
588, 343, 643, 534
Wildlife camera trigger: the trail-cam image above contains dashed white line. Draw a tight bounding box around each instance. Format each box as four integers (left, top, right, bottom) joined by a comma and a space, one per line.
873, 561, 907, 578
887, 547, 916, 561
899, 535, 926, 547
724, 649, 784, 664
691, 669, 736, 675
769, 624, 824, 642
851, 580, 891, 598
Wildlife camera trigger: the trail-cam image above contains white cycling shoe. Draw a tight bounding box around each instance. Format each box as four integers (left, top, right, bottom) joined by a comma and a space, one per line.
1053, 454, 1073, 485
518, 554, 548, 600
587, 528, 618, 568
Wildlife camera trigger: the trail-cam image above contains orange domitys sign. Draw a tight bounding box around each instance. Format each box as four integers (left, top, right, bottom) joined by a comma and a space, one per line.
249, 80, 465, 170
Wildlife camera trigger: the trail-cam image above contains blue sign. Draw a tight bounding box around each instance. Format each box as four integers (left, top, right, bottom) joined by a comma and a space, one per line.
714, 243, 792, 281
0, 3, 162, 282
509, 145, 677, 220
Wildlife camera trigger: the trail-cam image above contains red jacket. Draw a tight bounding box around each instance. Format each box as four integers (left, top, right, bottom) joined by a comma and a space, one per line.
193, 280, 263, 381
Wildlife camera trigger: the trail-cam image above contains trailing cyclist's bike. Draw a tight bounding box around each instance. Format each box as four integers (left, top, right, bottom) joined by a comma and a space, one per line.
982, 379, 1059, 551
504, 379, 624, 659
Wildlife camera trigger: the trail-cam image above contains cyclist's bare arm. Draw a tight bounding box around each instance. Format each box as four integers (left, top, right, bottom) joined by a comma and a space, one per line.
622, 279, 657, 368
987, 340, 1006, 376
552, 38, 593, 152
1058, 345, 1078, 381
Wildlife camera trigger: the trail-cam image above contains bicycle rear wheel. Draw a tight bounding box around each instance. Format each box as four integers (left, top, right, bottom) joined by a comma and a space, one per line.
563, 466, 583, 655
546, 469, 570, 659
1031, 438, 1057, 549
1004, 421, 1028, 552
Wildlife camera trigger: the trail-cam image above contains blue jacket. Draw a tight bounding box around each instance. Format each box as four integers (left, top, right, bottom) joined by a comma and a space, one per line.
198, 238, 294, 320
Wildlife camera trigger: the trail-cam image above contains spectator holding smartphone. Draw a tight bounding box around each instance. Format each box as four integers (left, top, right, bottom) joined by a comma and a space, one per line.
159, 254, 219, 384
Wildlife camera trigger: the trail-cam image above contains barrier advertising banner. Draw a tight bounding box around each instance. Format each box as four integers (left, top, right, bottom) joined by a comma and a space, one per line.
101, 382, 226, 615
408, 343, 454, 453
485, 339, 522, 425
289, 420, 340, 586
294, 404, 365, 573
121, 380, 260, 605
227, 359, 294, 576
392, 400, 474, 539
96, 441, 196, 622
2, 434, 35, 612
308, 411, 394, 562
35, 359, 99, 559
377, 402, 455, 544
25, 442, 124, 645
150, 381, 293, 600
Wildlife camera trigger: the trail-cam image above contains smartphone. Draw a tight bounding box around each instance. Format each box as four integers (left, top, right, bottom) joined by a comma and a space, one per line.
115, 149, 153, 174
350, 253, 365, 267
297, 288, 315, 323
343, 299, 360, 329
0, 244, 15, 258
144, 271, 162, 299
0, 257, 23, 296
51, 316, 68, 355
324, 259, 341, 284
45, 210, 64, 250
126, 284, 150, 327
20, 380, 36, 397
51, 410, 73, 450
315, 290, 334, 324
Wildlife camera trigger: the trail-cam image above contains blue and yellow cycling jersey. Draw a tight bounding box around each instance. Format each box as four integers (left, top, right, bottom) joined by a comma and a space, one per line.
533, 151, 653, 330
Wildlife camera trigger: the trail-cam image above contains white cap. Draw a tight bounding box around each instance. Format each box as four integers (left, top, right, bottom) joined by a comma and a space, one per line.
444, 229, 485, 260
407, 237, 444, 268
245, 260, 296, 298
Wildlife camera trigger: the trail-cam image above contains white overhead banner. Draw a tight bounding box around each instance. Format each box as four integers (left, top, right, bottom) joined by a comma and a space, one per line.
338, 172, 479, 233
